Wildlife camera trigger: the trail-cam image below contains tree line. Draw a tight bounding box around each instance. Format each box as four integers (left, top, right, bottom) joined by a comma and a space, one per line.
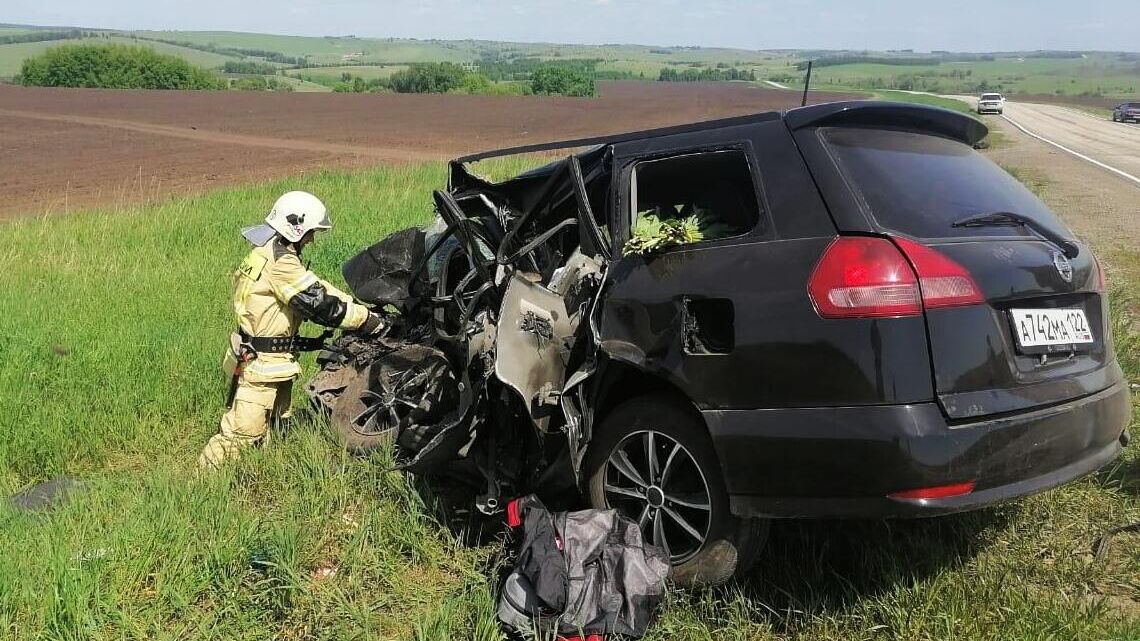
232, 76, 292, 92
302, 61, 596, 97
658, 66, 756, 82
0, 29, 90, 45
222, 60, 279, 75
130, 36, 305, 66
16, 43, 603, 96
476, 57, 597, 82
797, 56, 944, 70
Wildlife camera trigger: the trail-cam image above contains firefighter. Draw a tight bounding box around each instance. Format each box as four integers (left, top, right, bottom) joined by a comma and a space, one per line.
198, 191, 384, 469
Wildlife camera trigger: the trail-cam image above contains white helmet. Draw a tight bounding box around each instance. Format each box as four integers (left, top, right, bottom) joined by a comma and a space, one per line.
264, 191, 332, 243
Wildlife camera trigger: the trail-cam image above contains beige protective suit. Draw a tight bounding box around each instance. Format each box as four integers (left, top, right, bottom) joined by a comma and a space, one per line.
198, 238, 370, 469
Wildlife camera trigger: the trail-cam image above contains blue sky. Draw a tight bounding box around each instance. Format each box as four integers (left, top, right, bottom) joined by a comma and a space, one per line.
5, 1, 1135, 52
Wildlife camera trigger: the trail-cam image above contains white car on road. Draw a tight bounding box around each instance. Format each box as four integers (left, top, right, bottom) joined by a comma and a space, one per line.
977, 93, 1005, 115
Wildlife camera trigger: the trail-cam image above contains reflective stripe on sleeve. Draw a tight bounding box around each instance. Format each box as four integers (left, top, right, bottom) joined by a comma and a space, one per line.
278, 271, 319, 302
340, 303, 369, 330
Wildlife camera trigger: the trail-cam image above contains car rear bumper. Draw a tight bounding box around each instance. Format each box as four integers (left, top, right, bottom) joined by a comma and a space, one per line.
703, 380, 1131, 518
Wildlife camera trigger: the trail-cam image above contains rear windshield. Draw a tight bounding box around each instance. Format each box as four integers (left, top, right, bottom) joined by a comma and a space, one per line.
821, 127, 1071, 240
1123, 103, 1140, 108
981, 94, 1002, 100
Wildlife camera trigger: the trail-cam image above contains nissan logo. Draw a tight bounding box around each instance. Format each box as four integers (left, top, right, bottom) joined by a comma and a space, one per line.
1053, 251, 1074, 283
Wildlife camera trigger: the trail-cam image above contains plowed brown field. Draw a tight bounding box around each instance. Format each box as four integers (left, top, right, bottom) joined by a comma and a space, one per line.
0, 81, 859, 218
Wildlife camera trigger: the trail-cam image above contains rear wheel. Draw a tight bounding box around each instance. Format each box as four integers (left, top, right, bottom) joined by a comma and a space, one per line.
583, 395, 768, 586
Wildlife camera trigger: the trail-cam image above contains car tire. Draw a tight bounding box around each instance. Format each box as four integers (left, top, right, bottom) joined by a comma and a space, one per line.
583, 394, 768, 586
327, 367, 395, 454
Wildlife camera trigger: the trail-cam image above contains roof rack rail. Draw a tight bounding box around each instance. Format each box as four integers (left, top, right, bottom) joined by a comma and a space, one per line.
455, 111, 781, 164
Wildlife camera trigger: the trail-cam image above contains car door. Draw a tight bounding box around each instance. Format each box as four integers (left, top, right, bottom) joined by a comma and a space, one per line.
596, 120, 916, 410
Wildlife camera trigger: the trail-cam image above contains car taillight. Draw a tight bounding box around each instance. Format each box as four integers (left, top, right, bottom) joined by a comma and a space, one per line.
888, 481, 975, 500
808, 236, 985, 319
807, 236, 922, 318
1093, 254, 1107, 292
892, 237, 985, 309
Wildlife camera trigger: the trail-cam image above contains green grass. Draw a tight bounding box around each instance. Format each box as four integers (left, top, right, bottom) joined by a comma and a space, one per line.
874, 90, 977, 115
1, 161, 1137, 639
0, 35, 238, 77
1001, 165, 1051, 196
0, 164, 499, 640
286, 64, 408, 81
1073, 104, 1117, 119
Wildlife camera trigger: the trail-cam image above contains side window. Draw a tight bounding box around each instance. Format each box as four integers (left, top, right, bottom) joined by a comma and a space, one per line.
630, 149, 761, 244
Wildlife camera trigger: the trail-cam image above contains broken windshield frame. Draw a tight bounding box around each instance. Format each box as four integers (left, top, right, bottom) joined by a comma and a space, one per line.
569, 155, 612, 261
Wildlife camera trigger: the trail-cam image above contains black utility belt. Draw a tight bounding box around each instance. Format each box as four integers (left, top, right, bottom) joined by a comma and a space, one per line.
245, 335, 297, 353
240, 332, 328, 353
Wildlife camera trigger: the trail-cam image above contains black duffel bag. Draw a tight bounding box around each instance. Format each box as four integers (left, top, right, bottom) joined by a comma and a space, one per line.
497, 495, 671, 639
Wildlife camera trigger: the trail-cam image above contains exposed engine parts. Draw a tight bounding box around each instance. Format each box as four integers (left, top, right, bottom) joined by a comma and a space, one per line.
307, 150, 613, 509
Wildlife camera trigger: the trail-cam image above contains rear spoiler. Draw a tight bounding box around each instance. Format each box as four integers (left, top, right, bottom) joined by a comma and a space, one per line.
784, 101, 989, 146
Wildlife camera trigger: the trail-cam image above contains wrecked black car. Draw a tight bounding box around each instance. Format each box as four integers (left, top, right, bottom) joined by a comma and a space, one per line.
308, 101, 1132, 586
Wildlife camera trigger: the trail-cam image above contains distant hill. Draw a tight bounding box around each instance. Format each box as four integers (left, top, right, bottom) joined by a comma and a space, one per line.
1, 25, 1137, 100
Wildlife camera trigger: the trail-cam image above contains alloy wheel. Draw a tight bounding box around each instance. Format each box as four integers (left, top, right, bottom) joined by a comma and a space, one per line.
602, 429, 712, 563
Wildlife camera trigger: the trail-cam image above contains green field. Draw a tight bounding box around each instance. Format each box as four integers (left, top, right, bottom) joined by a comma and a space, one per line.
811, 55, 1140, 99
0, 35, 239, 77
274, 74, 334, 92
874, 90, 976, 115
128, 34, 798, 69
595, 57, 793, 80
0, 160, 1136, 640
136, 31, 473, 65
286, 64, 408, 81
2, 26, 1138, 103
0, 26, 805, 84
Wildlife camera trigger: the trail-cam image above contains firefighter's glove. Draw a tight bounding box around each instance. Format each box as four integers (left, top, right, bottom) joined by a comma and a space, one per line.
357, 311, 386, 336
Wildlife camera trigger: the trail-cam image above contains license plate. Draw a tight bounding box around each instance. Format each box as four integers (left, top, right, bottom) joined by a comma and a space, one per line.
1010, 308, 1094, 349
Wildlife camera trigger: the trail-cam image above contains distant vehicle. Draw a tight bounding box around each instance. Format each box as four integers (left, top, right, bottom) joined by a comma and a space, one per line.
1112, 102, 1140, 123
977, 93, 1005, 114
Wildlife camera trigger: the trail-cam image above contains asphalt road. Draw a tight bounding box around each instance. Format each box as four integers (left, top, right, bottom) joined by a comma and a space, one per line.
992, 102, 1140, 185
